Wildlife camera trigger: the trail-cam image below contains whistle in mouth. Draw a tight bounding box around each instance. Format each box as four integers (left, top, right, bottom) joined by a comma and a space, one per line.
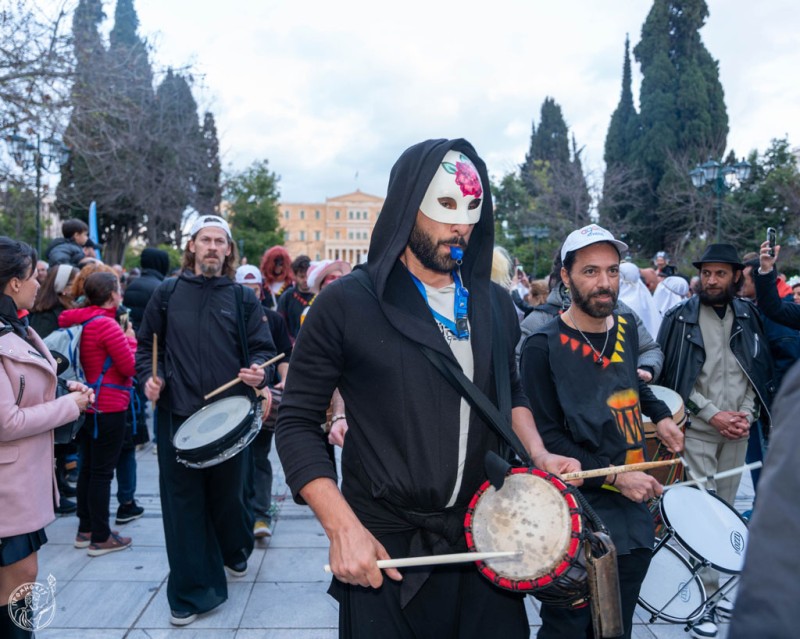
450, 246, 464, 261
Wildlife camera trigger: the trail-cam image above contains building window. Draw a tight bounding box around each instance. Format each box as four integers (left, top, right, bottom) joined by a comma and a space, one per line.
315, 231, 321, 241
348, 231, 353, 240
364, 211, 369, 221
315, 210, 320, 219
349, 211, 353, 220
335, 231, 340, 239
335, 210, 340, 219
300, 210, 305, 220
284, 231, 290, 242
299, 230, 305, 241
284, 210, 290, 220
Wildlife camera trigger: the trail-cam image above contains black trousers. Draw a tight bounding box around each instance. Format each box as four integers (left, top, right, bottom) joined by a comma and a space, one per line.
76, 411, 126, 543
537, 548, 652, 639
330, 530, 530, 639
157, 408, 254, 614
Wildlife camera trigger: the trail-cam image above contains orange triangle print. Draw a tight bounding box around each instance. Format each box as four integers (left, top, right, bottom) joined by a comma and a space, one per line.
582, 344, 593, 358
570, 338, 581, 352
560, 333, 570, 345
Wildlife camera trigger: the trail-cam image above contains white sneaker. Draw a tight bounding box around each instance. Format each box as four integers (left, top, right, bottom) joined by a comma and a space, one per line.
715, 597, 734, 620
691, 611, 718, 638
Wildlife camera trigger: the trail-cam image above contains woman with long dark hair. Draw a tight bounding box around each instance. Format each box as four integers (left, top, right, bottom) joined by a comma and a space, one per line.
0, 237, 93, 637
58, 271, 137, 556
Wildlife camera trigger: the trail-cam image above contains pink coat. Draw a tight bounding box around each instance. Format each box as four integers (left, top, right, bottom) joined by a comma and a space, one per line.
0, 322, 80, 538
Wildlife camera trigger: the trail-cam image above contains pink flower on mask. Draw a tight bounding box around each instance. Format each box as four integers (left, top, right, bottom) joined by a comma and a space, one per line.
441, 154, 483, 199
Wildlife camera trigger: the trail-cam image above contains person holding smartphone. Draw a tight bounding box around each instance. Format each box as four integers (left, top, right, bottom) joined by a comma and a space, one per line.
754, 233, 800, 329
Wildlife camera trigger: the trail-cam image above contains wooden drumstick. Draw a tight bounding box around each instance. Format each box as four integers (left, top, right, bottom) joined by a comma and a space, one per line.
151, 334, 158, 410
203, 353, 285, 401
663, 461, 762, 490
323, 550, 521, 573
560, 458, 680, 481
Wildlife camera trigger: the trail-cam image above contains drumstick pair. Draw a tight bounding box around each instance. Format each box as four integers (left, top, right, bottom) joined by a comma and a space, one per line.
203, 353, 286, 400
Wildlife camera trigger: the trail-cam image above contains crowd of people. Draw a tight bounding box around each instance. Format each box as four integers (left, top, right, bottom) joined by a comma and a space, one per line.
1, 137, 798, 638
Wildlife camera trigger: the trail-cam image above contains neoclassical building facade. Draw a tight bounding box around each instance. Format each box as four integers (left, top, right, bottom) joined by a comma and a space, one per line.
279, 190, 384, 265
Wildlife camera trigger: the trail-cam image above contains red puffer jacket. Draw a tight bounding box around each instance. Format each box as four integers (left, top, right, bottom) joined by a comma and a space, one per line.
58, 306, 137, 413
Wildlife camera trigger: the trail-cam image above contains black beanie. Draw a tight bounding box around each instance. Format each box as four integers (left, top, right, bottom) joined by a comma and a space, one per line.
140, 248, 170, 276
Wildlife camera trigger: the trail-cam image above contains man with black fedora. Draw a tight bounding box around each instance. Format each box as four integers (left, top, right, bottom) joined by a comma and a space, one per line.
656, 243, 774, 639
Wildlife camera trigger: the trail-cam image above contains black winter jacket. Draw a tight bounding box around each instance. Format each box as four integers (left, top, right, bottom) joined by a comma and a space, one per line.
134, 272, 276, 417
656, 296, 775, 429
45, 238, 84, 267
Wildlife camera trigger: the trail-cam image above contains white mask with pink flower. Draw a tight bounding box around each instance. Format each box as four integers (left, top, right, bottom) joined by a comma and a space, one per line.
419, 150, 483, 225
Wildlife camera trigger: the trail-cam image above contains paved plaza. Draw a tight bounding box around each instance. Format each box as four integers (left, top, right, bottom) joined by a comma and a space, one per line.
34, 442, 750, 638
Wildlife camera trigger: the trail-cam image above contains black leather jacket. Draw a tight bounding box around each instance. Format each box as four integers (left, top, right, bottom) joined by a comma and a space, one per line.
656, 296, 775, 429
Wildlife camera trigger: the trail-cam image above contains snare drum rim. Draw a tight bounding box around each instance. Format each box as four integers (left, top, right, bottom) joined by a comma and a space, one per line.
464, 467, 584, 592
173, 398, 259, 462
659, 485, 749, 574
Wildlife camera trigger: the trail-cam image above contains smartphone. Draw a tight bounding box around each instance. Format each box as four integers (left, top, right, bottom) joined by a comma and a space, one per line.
516, 265, 525, 278
767, 227, 777, 257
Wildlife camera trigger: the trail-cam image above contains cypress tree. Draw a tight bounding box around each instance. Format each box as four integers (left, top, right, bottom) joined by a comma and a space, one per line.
195, 112, 222, 215
604, 35, 638, 168
626, 0, 728, 254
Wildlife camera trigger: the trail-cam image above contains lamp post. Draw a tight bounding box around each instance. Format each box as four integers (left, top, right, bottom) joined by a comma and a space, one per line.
689, 157, 751, 243
5, 131, 70, 256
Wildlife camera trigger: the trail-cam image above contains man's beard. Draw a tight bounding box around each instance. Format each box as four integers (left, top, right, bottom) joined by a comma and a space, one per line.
568, 276, 618, 319
199, 254, 223, 277
699, 281, 736, 306
407, 224, 466, 274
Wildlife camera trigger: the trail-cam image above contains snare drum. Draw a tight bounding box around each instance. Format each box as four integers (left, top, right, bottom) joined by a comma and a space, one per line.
660, 485, 748, 574
638, 485, 748, 623
464, 468, 590, 606
173, 396, 262, 469
638, 543, 705, 623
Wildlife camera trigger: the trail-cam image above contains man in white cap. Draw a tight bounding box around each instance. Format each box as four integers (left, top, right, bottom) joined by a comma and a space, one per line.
135, 215, 276, 627
519, 223, 684, 639
277, 140, 580, 637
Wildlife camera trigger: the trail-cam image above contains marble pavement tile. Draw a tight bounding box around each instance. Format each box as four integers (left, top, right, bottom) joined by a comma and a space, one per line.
257, 547, 330, 583
237, 631, 337, 639
38, 629, 127, 639
240, 582, 338, 629
128, 630, 236, 639
74, 546, 169, 581
267, 517, 328, 549
46, 580, 160, 628
135, 581, 252, 629
37, 542, 93, 583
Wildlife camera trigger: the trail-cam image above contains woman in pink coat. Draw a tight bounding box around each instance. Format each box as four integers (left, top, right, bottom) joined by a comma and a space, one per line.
0, 237, 93, 636
58, 271, 137, 557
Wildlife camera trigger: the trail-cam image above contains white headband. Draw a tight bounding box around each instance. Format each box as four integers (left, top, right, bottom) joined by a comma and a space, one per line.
54, 264, 73, 294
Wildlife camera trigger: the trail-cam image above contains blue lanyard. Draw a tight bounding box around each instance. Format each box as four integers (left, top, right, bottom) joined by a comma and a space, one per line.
410, 270, 470, 340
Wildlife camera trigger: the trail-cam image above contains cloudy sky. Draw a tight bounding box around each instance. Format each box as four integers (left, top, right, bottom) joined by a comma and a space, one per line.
127, 0, 799, 203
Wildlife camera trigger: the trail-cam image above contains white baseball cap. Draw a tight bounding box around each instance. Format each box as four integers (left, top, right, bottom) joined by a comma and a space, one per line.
189, 215, 232, 239
561, 224, 628, 262
235, 264, 263, 284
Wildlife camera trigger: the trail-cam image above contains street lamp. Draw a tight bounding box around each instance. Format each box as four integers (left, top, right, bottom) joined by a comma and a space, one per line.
5, 131, 70, 256
689, 156, 751, 243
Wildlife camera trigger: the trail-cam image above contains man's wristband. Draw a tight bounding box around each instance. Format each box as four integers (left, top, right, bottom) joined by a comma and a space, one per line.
331, 414, 346, 424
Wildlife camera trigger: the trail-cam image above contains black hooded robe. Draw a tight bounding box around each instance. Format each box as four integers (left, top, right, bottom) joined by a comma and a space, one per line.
276, 139, 532, 638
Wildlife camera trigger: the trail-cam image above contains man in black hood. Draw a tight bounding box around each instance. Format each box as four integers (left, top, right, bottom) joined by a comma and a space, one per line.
123, 248, 170, 330
276, 139, 579, 637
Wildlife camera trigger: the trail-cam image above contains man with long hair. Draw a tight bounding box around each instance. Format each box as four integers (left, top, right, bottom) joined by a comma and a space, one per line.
135, 215, 276, 627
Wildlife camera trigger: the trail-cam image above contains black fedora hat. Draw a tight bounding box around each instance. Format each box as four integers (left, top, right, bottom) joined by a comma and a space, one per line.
692, 243, 744, 270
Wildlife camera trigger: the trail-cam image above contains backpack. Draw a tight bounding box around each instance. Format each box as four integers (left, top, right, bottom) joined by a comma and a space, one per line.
43, 316, 105, 383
